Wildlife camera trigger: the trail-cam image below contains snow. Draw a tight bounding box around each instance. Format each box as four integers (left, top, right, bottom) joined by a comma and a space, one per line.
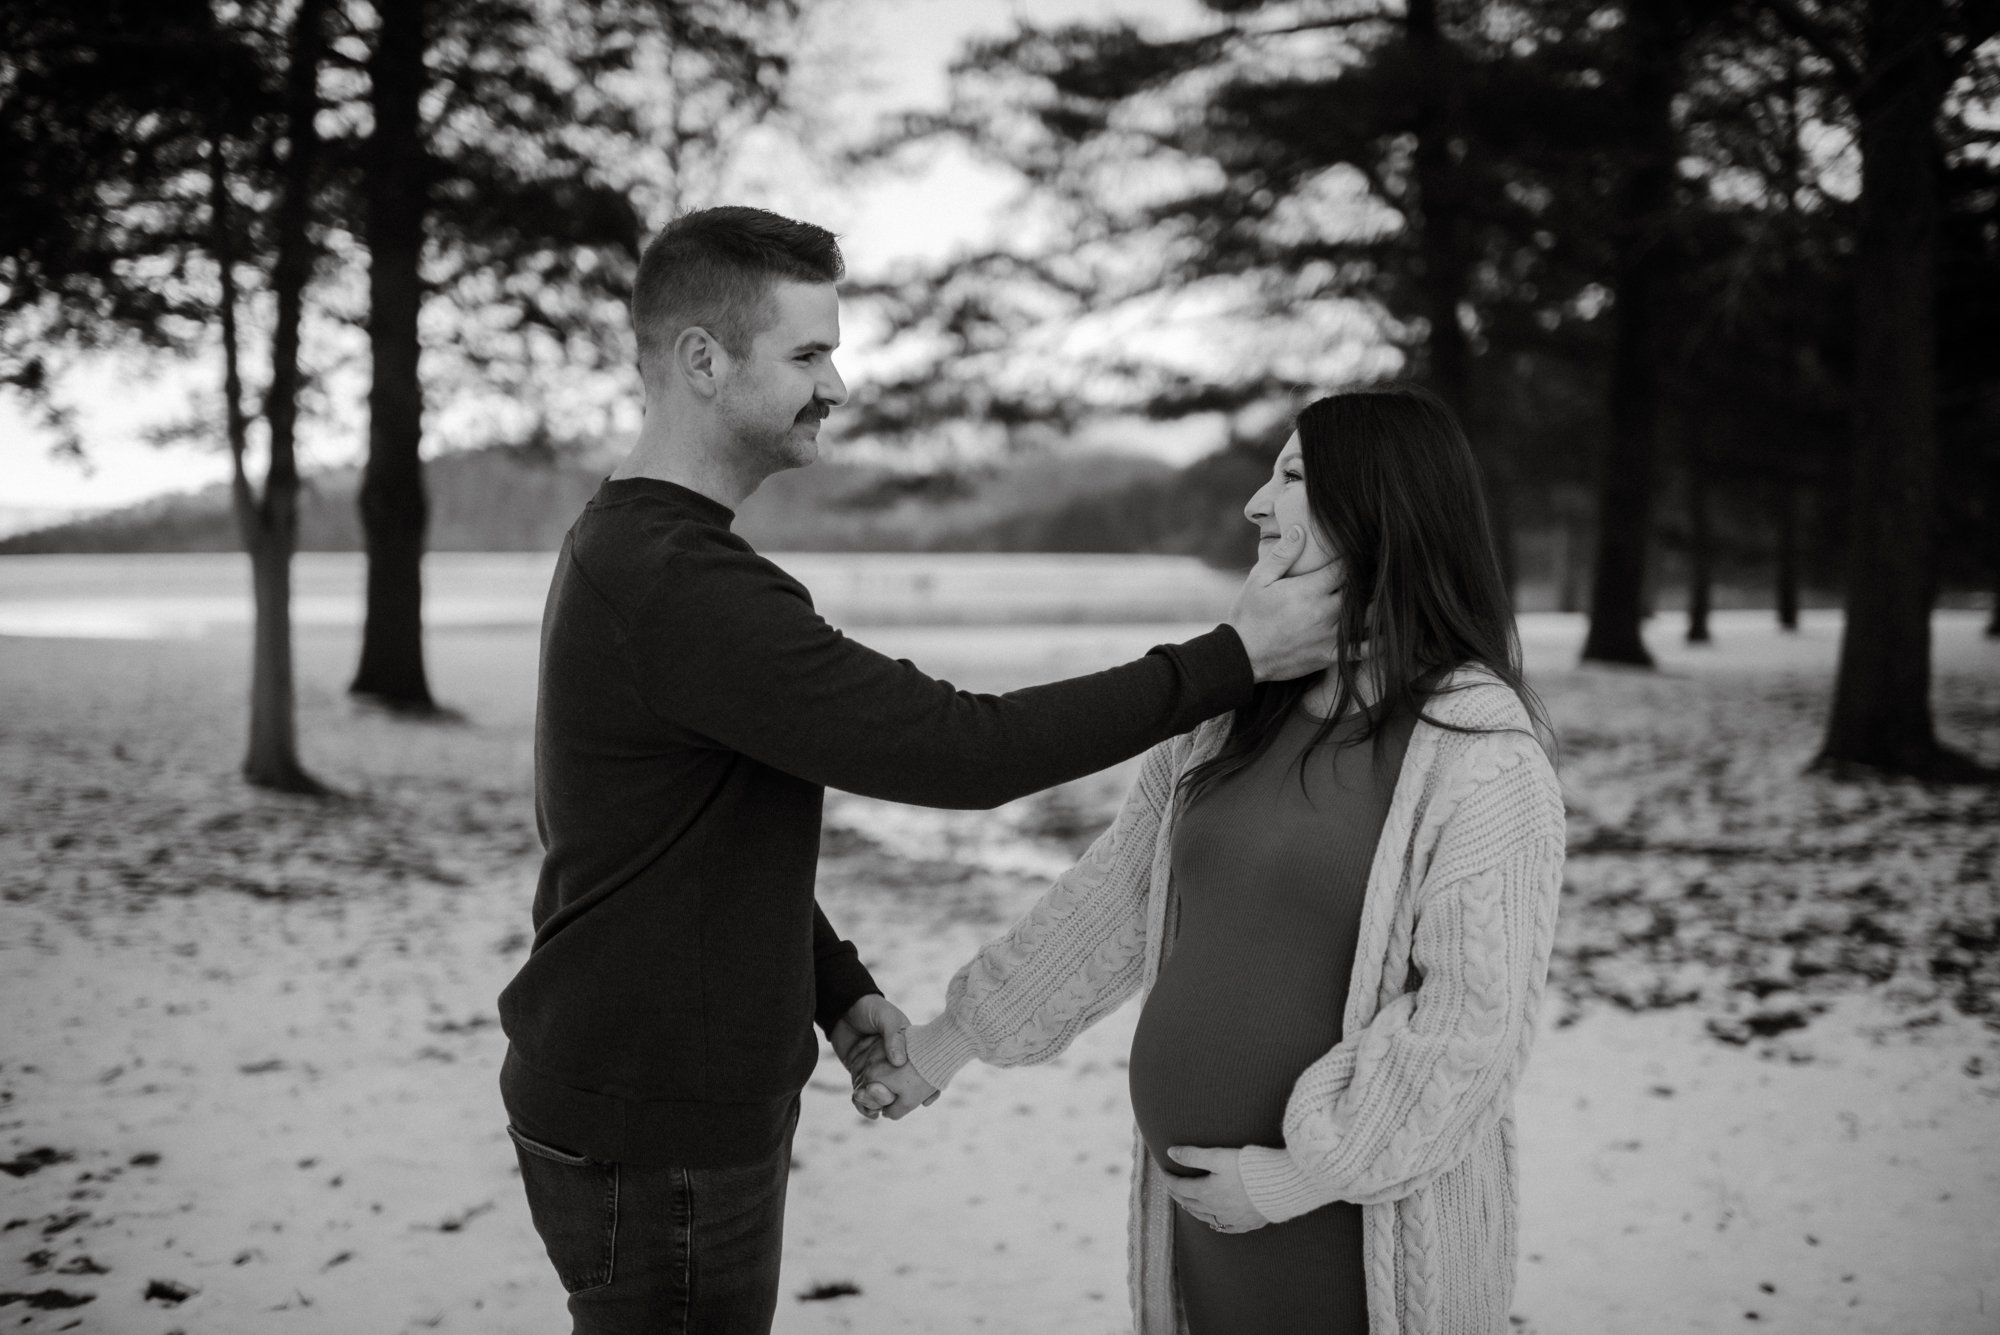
1, 595, 1995, 1333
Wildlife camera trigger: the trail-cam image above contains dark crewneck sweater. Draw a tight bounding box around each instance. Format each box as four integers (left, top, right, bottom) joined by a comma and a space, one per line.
498, 477, 1256, 1167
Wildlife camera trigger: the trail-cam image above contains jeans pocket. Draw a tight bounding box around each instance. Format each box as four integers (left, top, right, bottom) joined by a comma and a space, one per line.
509, 1125, 617, 1294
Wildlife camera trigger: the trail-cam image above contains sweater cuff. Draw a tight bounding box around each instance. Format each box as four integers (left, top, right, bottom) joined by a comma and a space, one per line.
905, 1013, 982, 1091
1237, 1145, 1338, 1224
813, 965, 881, 1038
1155, 624, 1255, 714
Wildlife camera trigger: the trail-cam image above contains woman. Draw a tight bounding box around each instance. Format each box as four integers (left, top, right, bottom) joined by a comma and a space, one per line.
859, 384, 1566, 1335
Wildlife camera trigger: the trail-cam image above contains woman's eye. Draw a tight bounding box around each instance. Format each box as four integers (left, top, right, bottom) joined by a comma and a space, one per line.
1282, 469, 1303, 483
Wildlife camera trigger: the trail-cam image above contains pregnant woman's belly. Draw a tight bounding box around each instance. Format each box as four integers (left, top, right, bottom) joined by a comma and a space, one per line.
1128, 908, 1351, 1175
1127, 706, 1407, 1177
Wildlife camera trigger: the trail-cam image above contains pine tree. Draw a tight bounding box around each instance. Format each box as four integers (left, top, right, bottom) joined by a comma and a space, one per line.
1761, 0, 1999, 778
344, 0, 806, 713
2, 0, 335, 791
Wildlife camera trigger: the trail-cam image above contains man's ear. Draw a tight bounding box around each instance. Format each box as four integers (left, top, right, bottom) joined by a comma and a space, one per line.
674, 325, 726, 399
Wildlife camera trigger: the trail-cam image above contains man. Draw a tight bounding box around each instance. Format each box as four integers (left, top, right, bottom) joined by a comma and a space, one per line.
497, 205, 1339, 1333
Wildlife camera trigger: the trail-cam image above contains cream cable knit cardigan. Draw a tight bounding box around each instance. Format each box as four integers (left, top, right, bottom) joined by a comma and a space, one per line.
905, 670, 1566, 1335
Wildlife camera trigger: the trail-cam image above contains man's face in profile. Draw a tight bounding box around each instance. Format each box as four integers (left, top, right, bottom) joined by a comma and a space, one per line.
717, 279, 848, 474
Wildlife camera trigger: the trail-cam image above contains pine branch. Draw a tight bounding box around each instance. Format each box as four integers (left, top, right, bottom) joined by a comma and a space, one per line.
1235, 11, 1398, 41
1754, 0, 1863, 90
1946, 0, 2000, 71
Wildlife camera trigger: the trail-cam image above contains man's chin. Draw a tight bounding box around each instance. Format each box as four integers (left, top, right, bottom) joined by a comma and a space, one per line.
778, 426, 819, 469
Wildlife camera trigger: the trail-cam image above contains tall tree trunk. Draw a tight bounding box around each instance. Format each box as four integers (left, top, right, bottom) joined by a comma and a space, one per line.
1686, 433, 1713, 643
238, 0, 331, 794
1988, 454, 2000, 638
1986, 446, 2000, 638
242, 534, 316, 790
1407, 0, 1516, 597
351, 0, 436, 712
1775, 479, 1801, 631
1581, 0, 1677, 667
1816, 0, 1978, 777
1776, 51, 1805, 637
213, 120, 317, 795
1557, 505, 1585, 614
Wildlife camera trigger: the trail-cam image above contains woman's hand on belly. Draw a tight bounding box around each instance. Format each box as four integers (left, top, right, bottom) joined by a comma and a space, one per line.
1163, 1146, 1270, 1234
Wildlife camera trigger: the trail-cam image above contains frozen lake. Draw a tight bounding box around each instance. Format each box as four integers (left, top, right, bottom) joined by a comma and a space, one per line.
1, 551, 1972, 693
0, 551, 1250, 639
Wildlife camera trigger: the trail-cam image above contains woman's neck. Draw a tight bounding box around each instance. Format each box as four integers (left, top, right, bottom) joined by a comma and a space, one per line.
1301, 663, 1380, 719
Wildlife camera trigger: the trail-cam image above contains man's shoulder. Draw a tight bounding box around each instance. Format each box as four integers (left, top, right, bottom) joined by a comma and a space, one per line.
567, 505, 811, 624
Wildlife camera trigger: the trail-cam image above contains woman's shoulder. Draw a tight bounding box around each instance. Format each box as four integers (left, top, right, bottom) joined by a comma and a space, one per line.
1420, 664, 1533, 733
1413, 666, 1560, 801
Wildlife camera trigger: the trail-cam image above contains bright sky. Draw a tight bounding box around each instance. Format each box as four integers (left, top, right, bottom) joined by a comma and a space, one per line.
0, 0, 1219, 521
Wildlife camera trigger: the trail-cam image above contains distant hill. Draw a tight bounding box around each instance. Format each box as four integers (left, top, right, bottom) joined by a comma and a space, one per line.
0, 505, 82, 539
0, 446, 603, 554
0, 441, 1276, 566
943, 444, 1273, 568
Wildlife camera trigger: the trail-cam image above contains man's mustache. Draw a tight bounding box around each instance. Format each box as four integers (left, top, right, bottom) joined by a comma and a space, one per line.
795, 400, 833, 425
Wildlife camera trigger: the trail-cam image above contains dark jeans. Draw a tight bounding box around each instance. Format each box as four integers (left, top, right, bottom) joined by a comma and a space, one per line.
509, 1102, 797, 1335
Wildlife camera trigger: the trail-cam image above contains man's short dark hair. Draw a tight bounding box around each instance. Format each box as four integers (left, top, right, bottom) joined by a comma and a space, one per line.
631, 206, 844, 373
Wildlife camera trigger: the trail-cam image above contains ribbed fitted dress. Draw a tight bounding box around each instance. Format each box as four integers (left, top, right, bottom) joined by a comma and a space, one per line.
1127, 702, 1415, 1334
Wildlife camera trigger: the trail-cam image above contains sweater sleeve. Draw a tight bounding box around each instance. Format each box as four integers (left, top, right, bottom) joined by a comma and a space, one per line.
903, 739, 1181, 1090
628, 543, 1251, 809
1236, 733, 1566, 1219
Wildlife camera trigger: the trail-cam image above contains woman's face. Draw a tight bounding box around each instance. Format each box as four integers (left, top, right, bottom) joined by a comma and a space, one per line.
1244, 431, 1337, 578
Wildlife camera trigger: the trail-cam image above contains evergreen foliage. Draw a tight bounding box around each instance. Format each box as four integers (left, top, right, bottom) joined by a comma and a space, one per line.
848, 0, 1998, 774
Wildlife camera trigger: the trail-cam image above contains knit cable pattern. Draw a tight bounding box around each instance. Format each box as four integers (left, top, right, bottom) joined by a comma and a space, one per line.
1240, 771, 1563, 1210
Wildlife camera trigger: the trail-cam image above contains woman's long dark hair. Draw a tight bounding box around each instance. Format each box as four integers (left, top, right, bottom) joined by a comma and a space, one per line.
1181, 382, 1552, 802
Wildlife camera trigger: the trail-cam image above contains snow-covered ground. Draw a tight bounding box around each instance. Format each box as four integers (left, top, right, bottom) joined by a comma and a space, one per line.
1, 604, 1995, 1333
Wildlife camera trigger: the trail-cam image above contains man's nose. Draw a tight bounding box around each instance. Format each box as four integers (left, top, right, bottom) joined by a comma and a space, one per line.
818, 361, 849, 408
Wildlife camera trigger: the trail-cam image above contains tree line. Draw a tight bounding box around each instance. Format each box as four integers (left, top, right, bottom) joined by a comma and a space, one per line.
837, 0, 1998, 781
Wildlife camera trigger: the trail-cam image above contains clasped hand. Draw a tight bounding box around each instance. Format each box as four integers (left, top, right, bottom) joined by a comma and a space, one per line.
830, 995, 939, 1121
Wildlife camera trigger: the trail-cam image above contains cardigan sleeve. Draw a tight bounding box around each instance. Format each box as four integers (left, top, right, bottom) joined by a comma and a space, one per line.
904, 738, 1181, 1091
1236, 732, 1566, 1219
